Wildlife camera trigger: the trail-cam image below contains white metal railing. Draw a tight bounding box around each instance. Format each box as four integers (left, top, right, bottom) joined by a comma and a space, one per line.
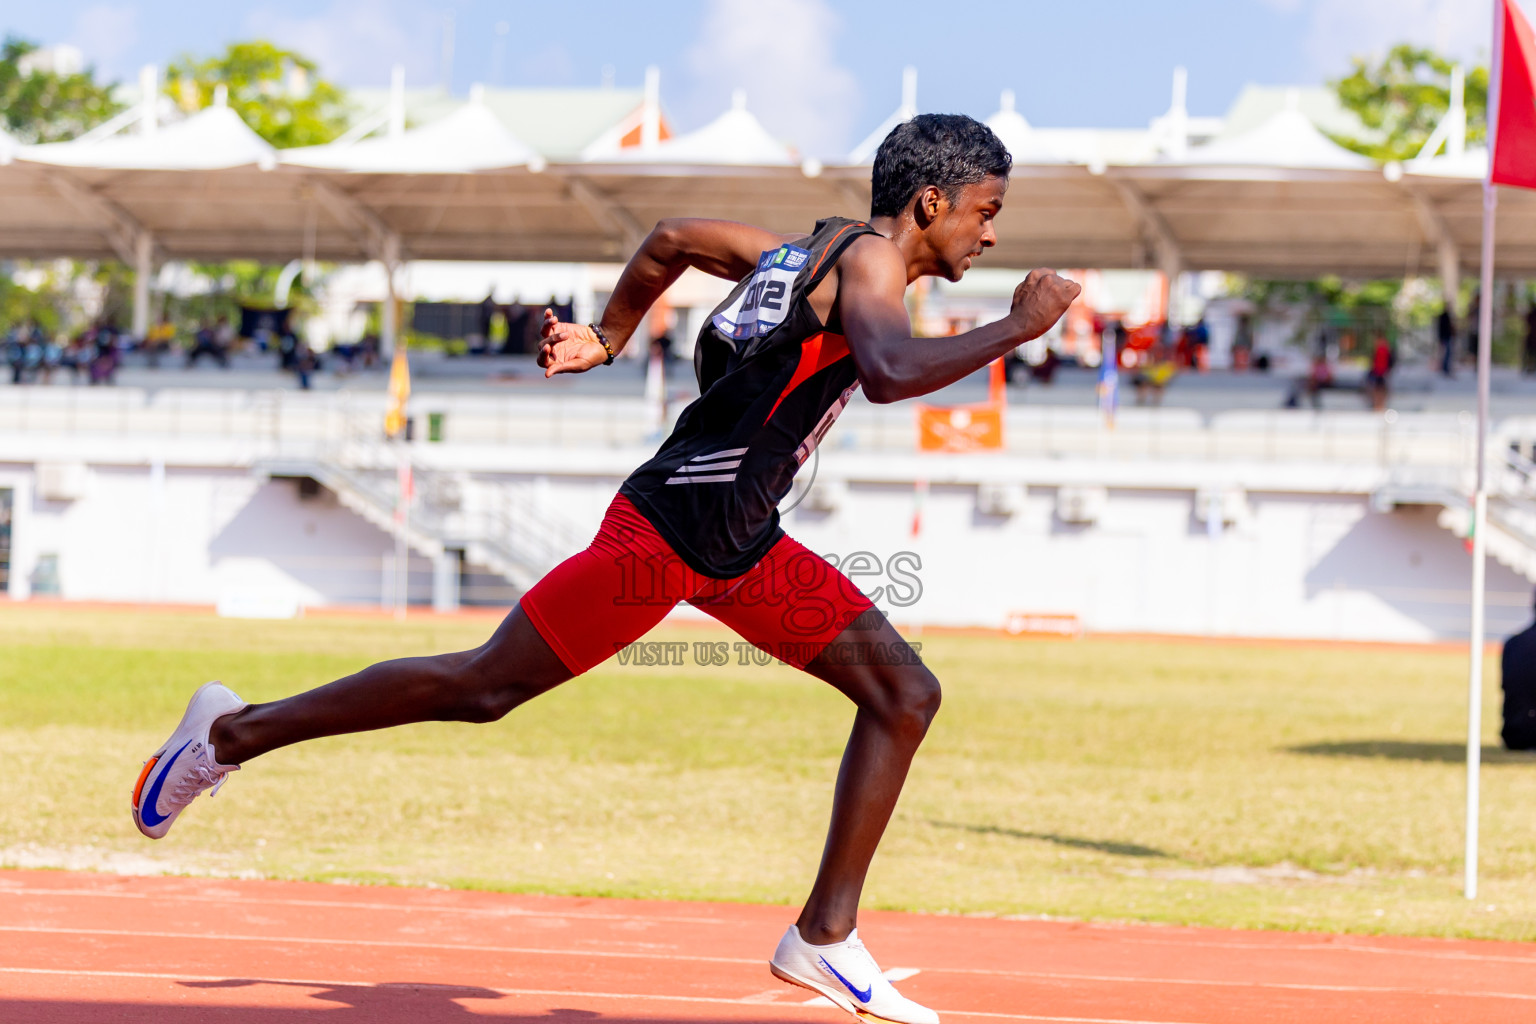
0, 386, 1510, 470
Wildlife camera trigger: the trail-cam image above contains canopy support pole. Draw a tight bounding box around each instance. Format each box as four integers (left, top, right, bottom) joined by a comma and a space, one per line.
564, 175, 646, 256
131, 230, 153, 340
1110, 178, 1184, 323
381, 231, 402, 359
46, 172, 144, 266
308, 178, 392, 252
1411, 190, 1462, 317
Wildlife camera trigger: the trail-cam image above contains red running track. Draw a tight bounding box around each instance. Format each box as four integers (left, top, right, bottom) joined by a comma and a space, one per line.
2, 869, 1534, 1023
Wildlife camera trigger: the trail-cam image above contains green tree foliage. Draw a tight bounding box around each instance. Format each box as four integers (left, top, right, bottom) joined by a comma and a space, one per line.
1332, 44, 1488, 162
0, 36, 121, 143
0, 260, 135, 338
166, 41, 350, 148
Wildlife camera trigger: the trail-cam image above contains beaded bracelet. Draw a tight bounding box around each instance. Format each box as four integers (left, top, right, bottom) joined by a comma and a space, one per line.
589, 323, 616, 365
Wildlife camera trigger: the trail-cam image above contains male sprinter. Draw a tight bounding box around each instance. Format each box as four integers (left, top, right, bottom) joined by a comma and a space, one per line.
132, 114, 1079, 1024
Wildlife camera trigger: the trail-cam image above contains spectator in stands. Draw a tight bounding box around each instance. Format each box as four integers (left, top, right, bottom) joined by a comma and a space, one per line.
1232, 313, 1254, 371
1186, 317, 1210, 371
186, 321, 229, 368
1466, 290, 1482, 368
1285, 352, 1334, 409
4, 327, 23, 384
472, 293, 498, 355
277, 328, 299, 370
144, 313, 175, 369
1502, 592, 1536, 750
89, 322, 120, 385
62, 331, 90, 382
1029, 344, 1060, 384
1132, 340, 1177, 406
5, 321, 47, 384
1437, 306, 1457, 378
37, 334, 62, 385
1006, 339, 1059, 385
292, 340, 319, 390
214, 315, 237, 357
1366, 333, 1395, 411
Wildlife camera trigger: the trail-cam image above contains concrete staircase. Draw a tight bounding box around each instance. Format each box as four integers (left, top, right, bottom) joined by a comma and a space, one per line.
259, 429, 589, 602
1379, 447, 1536, 584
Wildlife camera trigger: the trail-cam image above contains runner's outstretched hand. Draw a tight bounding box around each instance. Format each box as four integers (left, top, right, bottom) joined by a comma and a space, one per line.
1008, 269, 1081, 340
538, 309, 611, 377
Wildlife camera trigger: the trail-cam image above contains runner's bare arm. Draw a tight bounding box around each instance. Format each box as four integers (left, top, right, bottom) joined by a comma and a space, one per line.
838, 237, 1081, 404
539, 219, 797, 377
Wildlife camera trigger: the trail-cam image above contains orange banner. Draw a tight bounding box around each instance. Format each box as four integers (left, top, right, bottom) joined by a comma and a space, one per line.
917, 404, 1004, 452
916, 358, 1006, 452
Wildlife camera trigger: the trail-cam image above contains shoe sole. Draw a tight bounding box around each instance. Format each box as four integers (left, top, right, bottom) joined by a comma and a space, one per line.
769, 961, 860, 1019
769, 961, 919, 1024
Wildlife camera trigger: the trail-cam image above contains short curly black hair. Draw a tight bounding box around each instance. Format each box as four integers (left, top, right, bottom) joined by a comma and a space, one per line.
869, 113, 1012, 219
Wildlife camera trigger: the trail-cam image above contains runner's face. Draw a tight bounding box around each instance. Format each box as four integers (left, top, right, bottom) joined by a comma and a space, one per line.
931, 176, 1006, 281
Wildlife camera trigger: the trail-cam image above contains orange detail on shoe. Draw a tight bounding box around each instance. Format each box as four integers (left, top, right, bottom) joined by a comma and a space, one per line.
132, 756, 159, 809
762, 332, 850, 425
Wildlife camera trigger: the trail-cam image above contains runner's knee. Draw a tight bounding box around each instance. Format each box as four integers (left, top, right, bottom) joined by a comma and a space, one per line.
441, 652, 541, 723
864, 664, 941, 741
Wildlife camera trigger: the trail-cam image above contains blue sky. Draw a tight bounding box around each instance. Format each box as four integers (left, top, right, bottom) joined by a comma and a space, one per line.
2, 0, 1505, 157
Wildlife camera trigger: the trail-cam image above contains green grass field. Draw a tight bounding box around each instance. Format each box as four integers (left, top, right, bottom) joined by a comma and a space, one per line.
2, 606, 1533, 941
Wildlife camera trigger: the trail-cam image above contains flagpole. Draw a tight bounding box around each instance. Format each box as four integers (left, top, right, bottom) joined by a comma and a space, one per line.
395, 444, 409, 622
1465, 0, 1506, 903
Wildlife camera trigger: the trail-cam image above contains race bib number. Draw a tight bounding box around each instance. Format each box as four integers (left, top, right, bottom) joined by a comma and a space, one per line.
711, 243, 811, 341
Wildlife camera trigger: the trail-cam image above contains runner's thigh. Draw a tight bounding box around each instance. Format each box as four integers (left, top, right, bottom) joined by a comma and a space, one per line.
521, 495, 699, 674
692, 535, 873, 670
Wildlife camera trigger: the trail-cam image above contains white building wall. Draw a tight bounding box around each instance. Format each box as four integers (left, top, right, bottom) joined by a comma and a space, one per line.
771, 480, 1530, 643
7, 462, 433, 609
2, 443, 1530, 642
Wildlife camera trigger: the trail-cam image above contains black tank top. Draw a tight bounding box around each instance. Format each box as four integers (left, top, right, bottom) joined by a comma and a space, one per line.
619, 217, 880, 578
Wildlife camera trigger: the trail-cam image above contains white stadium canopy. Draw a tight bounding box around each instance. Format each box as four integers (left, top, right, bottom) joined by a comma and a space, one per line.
985, 91, 1068, 166
603, 90, 797, 167
1174, 93, 1375, 170
0, 62, 1532, 338
23, 101, 276, 171
282, 88, 542, 174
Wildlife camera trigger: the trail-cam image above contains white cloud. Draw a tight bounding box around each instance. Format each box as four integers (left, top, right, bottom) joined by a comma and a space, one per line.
241, 0, 437, 87
683, 0, 860, 159
1297, 0, 1496, 76
67, 3, 140, 79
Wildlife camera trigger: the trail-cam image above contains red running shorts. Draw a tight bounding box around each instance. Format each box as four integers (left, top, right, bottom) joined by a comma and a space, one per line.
520, 493, 875, 675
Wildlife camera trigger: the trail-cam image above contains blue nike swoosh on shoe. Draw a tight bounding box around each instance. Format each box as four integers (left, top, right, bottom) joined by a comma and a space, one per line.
138, 739, 192, 828
818, 956, 873, 1003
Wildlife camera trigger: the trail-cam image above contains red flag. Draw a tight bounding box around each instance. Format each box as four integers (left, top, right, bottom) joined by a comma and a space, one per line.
1493, 0, 1536, 189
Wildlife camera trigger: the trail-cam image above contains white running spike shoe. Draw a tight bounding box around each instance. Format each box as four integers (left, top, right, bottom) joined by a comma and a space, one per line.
770, 925, 939, 1024
132, 681, 247, 839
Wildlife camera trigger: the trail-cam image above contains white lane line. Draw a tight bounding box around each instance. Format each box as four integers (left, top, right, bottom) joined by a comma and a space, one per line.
6, 884, 1536, 971
1078, 931, 1536, 967
6, 884, 1534, 971
0, 885, 739, 927
0, 967, 1212, 1024
4, 925, 1533, 1003
927, 965, 1536, 1002
0, 925, 756, 965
